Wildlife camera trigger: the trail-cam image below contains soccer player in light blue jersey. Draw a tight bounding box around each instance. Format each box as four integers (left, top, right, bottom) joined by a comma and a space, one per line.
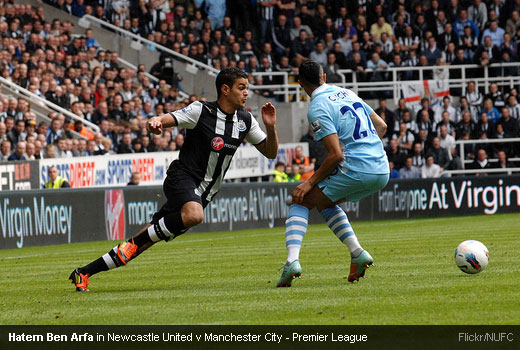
277, 60, 390, 287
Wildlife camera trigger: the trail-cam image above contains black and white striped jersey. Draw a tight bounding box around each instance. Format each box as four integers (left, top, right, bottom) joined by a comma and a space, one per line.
168, 101, 266, 202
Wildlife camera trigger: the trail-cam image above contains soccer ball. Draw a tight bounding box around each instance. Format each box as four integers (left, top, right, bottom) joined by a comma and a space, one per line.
455, 240, 490, 274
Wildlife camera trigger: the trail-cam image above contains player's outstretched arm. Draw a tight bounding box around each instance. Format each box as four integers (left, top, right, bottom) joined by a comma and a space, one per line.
146, 113, 177, 135
255, 102, 279, 159
292, 133, 343, 204
369, 111, 387, 139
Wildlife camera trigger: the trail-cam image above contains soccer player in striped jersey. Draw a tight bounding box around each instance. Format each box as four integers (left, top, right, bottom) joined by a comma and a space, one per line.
277, 60, 389, 287
70, 67, 278, 292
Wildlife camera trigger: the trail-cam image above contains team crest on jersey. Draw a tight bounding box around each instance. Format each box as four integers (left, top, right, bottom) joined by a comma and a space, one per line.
211, 137, 224, 150
237, 119, 247, 132
311, 120, 322, 133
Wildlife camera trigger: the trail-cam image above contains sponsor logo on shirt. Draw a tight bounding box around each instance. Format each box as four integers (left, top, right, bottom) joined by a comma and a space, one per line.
223, 143, 237, 150
311, 120, 322, 133
181, 104, 192, 114
211, 137, 224, 151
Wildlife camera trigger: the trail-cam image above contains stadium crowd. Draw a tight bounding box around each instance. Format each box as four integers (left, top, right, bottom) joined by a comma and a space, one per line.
0, 0, 519, 179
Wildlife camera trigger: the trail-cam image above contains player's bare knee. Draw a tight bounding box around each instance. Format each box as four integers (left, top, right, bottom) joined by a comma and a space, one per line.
183, 211, 204, 227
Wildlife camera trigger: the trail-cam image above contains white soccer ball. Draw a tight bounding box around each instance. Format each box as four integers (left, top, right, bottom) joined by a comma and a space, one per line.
455, 240, 490, 274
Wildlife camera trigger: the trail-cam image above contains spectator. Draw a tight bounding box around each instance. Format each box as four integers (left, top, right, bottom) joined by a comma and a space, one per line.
195, 0, 226, 30
411, 142, 425, 168
366, 51, 387, 84
485, 83, 505, 108
290, 29, 314, 66
430, 137, 451, 170
469, 148, 491, 174
44, 165, 70, 188
272, 14, 291, 58
456, 97, 475, 123
174, 133, 184, 151
454, 9, 480, 38
399, 157, 421, 179
292, 145, 314, 182
273, 161, 288, 182
258, 0, 276, 44
468, 0, 488, 33
85, 140, 97, 156
329, 42, 348, 69
46, 118, 63, 145
482, 20, 505, 47
474, 36, 501, 65
465, 81, 484, 118
434, 96, 457, 125
43, 143, 56, 159
501, 33, 518, 60
25, 142, 36, 160
417, 109, 435, 140
386, 138, 407, 170
323, 52, 342, 83
127, 171, 141, 185
421, 154, 443, 178
456, 111, 478, 139
55, 137, 73, 158
476, 112, 497, 139
290, 16, 312, 41
287, 164, 301, 182
399, 25, 419, 52
498, 107, 519, 137
7, 140, 26, 161
506, 95, 520, 119
393, 122, 414, 152
309, 41, 327, 67
0, 140, 11, 161
493, 150, 514, 171
506, 10, 520, 36
8, 119, 26, 145
389, 161, 400, 179
75, 139, 88, 157
424, 36, 442, 66
439, 125, 460, 168
480, 98, 501, 123
370, 15, 393, 40
117, 132, 134, 154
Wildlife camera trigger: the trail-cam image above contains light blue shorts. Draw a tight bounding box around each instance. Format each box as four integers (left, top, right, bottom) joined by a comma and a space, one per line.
319, 168, 389, 203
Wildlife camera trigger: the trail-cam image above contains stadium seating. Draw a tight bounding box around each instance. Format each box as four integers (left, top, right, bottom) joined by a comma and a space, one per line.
0, 0, 519, 178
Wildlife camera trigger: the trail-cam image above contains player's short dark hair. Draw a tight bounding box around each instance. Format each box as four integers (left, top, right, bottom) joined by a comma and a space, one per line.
215, 67, 247, 98
298, 60, 322, 87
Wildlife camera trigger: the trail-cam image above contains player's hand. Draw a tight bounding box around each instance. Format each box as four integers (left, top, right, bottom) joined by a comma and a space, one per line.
261, 102, 276, 128
146, 117, 163, 135
292, 181, 313, 204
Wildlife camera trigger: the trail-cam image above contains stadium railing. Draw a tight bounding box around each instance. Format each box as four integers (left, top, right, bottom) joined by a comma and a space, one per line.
76, 15, 520, 105
443, 167, 520, 176
79, 15, 291, 101
339, 63, 520, 102
0, 76, 100, 134
454, 138, 520, 170
79, 14, 219, 75
116, 56, 190, 99
223, 62, 520, 103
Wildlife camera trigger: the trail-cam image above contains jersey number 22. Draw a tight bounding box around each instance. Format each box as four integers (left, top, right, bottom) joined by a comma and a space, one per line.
340, 102, 376, 140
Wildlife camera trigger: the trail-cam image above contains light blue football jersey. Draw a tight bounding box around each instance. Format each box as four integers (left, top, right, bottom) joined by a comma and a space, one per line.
308, 84, 389, 174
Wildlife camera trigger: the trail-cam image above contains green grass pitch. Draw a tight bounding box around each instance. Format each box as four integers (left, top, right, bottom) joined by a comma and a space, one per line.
0, 213, 519, 325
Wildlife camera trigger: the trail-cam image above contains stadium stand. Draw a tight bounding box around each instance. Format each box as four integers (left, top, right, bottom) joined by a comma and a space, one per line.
0, 0, 519, 178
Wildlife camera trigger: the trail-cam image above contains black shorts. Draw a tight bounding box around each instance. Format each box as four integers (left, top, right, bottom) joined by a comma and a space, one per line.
151, 169, 208, 224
